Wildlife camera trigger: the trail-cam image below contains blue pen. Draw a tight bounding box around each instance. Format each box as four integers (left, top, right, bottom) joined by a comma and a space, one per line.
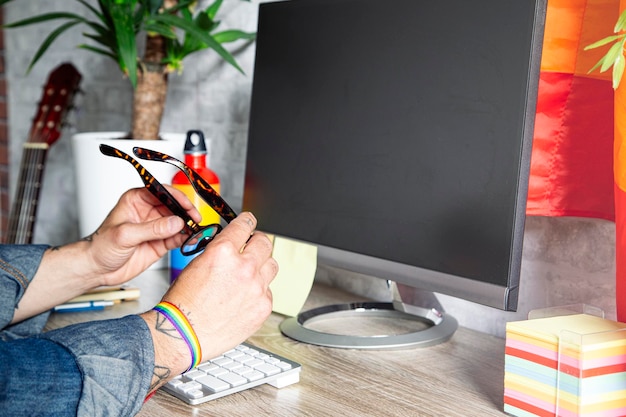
53, 300, 115, 313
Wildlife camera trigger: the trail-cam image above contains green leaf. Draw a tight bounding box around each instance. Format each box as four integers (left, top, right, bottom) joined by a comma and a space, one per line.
180, 5, 193, 22
588, 57, 605, 75
584, 34, 625, 50
615, 9, 626, 32
143, 23, 177, 39
98, 0, 115, 28
109, 1, 139, 87
613, 52, 625, 89
144, 0, 163, 16
78, 44, 117, 61
82, 31, 117, 53
151, 13, 244, 73
206, 0, 224, 21
213, 30, 256, 44
27, 20, 83, 73
196, 10, 217, 32
601, 40, 624, 73
163, 0, 196, 14
2, 12, 84, 28
77, 0, 106, 23
84, 20, 115, 38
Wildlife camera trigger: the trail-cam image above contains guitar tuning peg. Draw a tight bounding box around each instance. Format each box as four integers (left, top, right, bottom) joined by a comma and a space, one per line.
70, 91, 84, 111
62, 106, 82, 132
63, 121, 79, 134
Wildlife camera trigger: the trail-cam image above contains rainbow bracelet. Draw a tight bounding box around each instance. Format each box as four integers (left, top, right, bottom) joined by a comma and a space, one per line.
153, 301, 202, 372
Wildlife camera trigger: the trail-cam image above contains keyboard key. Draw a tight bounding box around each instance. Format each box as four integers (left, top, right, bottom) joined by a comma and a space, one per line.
225, 350, 245, 360
219, 372, 247, 386
207, 367, 228, 377
212, 357, 233, 367
253, 363, 281, 376
197, 363, 220, 373
187, 389, 204, 399
178, 381, 202, 393
222, 361, 243, 371
165, 379, 184, 389
183, 370, 205, 380
246, 359, 265, 368
234, 366, 254, 376
245, 370, 265, 382
197, 375, 230, 393
237, 354, 256, 365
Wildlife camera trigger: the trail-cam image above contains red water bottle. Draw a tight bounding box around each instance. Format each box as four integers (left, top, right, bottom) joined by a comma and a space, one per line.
169, 130, 220, 282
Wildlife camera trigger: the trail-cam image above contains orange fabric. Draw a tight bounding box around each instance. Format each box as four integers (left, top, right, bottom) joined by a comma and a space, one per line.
616, 184, 626, 320
615, 1, 626, 321
541, 0, 616, 78
616, 50, 626, 191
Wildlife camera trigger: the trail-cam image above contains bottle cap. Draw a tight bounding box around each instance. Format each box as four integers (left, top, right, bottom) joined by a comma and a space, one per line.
184, 130, 207, 154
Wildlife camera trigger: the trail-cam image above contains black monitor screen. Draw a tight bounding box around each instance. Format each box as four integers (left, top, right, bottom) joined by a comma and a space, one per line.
243, 0, 546, 311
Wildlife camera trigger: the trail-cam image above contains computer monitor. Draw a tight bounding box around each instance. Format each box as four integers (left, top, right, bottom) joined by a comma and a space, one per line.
243, 0, 546, 349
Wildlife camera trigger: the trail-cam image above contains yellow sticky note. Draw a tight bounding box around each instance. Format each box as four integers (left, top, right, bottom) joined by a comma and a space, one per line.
269, 236, 317, 317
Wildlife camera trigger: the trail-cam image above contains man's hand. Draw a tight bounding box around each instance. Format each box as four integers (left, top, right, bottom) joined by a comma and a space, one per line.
142, 212, 278, 390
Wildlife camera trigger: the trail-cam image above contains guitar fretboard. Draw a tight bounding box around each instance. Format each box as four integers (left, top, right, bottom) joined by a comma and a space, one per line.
6, 143, 50, 244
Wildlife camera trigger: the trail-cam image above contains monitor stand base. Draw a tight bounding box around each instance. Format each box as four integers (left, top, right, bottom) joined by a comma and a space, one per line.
279, 282, 458, 349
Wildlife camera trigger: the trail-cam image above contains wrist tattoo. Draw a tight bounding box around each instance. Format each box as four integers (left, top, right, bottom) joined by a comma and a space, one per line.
154, 311, 184, 340
150, 364, 171, 391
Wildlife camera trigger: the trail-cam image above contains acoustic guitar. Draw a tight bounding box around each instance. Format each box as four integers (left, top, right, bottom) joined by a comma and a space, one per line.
5, 63, 82, 244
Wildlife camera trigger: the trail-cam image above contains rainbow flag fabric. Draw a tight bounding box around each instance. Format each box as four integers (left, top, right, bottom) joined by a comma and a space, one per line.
527, 0, 617, 221
525, 0, 626, 320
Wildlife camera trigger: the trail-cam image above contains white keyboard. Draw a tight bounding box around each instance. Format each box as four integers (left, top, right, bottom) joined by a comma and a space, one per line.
162, 342, 302, 405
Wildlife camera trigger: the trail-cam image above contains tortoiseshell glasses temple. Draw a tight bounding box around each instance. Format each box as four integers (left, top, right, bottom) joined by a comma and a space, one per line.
99, 144, 233, 256
132, 146, 237, 223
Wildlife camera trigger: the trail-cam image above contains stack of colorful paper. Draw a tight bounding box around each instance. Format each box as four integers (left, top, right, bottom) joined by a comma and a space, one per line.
504, 314, 626, 416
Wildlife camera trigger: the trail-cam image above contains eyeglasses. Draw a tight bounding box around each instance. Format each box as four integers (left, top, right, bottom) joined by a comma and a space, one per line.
99, 144, 237, 256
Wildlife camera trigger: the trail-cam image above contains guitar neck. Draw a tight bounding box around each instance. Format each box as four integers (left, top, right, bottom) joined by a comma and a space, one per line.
3, 62, 82, 244
6, 143, 50, 244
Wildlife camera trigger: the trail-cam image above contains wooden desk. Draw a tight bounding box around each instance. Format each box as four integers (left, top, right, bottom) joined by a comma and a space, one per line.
46, 269, 508, 416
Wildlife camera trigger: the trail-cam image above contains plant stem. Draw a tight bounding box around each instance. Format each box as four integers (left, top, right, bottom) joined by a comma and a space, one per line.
132, 63, 168, 140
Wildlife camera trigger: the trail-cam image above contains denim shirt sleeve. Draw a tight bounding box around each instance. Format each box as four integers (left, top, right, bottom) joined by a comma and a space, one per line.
0, 244, 156, 416
41, 315, 155, 417
0, 244, 51, 339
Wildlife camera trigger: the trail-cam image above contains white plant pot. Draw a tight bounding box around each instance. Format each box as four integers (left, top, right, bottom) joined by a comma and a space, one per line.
72, 132, 186, 268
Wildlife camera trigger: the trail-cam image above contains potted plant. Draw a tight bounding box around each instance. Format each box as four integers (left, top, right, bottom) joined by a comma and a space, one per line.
1, 0, 255, 242
1, 0, 255, 140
